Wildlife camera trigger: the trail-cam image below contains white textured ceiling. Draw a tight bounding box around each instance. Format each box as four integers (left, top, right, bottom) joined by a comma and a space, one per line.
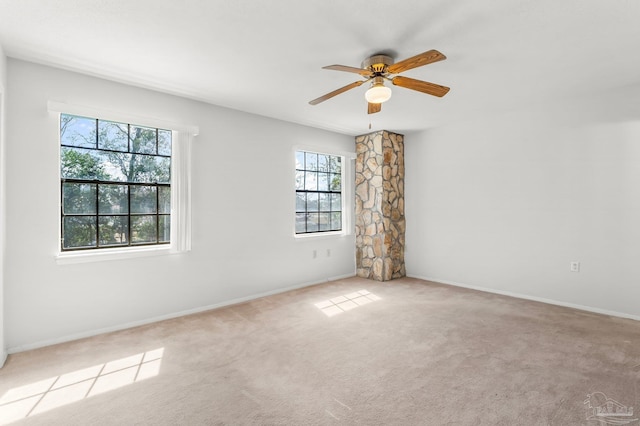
1, 0, 639, 136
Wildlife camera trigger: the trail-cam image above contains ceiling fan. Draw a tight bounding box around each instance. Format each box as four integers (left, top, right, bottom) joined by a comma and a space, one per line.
309, 49, 450, 114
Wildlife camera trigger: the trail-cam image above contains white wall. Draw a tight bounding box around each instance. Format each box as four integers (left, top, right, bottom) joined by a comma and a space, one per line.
4, 59, 355, 352
0, 43, 7, 365
406, 84, 640, 319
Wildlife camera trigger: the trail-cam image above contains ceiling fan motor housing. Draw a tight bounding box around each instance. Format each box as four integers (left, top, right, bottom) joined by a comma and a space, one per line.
361, 54, 393, 74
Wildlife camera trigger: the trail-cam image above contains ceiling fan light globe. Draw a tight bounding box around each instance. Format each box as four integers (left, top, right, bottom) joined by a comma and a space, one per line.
365, 85, 392, 103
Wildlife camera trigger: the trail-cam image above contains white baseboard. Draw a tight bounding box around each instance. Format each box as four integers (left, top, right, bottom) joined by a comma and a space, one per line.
407, 274, 640, 322
7, 272, 356, 354
0, 350, 7, 368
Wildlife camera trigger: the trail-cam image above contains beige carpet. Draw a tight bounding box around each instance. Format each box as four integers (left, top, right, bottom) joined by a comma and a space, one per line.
1, 277, 639, 425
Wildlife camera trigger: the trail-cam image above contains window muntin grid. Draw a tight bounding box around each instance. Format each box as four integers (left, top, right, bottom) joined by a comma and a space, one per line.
295, 151, 342, 234
60, 113, 172, 251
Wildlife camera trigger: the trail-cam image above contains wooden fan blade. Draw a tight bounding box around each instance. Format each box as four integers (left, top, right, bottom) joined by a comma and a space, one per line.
368, 102, 382, 114
392, 76, 450, 97
309, 80, 366, 105
323, 65, 372, 76
387, 49, 446, 74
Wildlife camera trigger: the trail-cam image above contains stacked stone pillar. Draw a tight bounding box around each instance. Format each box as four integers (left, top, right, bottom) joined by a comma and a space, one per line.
355, 130, 406, 281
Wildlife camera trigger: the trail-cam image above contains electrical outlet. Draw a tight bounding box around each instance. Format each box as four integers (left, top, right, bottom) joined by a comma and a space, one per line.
326, 249, 331, 257
312, 249, 317, 259
570, 261, 580, 272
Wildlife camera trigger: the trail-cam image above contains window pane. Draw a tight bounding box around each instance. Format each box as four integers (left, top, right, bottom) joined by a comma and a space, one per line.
74, 151, 171, 184
63, 217, 97, 249
158, 187, 171, 214
131, 186, 157, 214
330, 173, 341, 191
99, 216, 128, 246
307, 213, 319, 232
318, 173, 330, 191
295, 213, 307, 233
159, 215, 170, 242
134, 154, 171, 183
318, 154, 330, 172
306, 193, 318, 212
130, 126, 157, 154
295, 192, 306, 212
329, 156, 341, 173
330, 193, 341, 211
62, 150, 136, 182
111, 152, 171, 183
295, 151, 304, 170
304, 171, 317, 191
91, 151, 127, 182
98, 120, 128, 152
319, 213, 330, 231
319, 193, 330, 211
131, 215, 157, 244
158, 215, 171, 243
295, 171, 305, 190
63, 183, 96, 214
331, 212, 342, 230
158, 130, 172, 156
60, 114, 96, 148
98, 184, 128, 214
61, 147, 108, 180
305, 152, 318, 171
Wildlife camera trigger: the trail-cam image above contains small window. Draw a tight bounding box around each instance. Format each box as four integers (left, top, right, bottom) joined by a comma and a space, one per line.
60, 113, 172, 251
295, 150, 343, 234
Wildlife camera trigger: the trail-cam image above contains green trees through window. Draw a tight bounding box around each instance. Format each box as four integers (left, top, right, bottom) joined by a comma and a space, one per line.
60, 114, 172, 250
295, 151, 342, 234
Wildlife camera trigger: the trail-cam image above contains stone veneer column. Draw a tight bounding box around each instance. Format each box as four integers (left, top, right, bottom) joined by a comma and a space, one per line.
355, 130, 405, 281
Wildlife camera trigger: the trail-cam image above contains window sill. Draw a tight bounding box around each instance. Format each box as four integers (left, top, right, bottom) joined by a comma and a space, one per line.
56, 245, 176, 265
294, 231, 349, 240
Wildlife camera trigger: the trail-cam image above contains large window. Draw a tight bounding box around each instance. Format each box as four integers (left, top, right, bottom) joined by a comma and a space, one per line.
60, 113, 172, 251
295, 150, 342, 234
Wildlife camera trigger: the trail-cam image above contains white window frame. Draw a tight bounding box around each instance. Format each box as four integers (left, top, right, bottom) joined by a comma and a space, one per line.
48, 101, 198, 264
293, 146, 355, 239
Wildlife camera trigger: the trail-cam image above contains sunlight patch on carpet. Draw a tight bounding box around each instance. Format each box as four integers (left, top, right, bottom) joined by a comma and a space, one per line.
315, 290, 381, 317
0, 348, 164, 425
